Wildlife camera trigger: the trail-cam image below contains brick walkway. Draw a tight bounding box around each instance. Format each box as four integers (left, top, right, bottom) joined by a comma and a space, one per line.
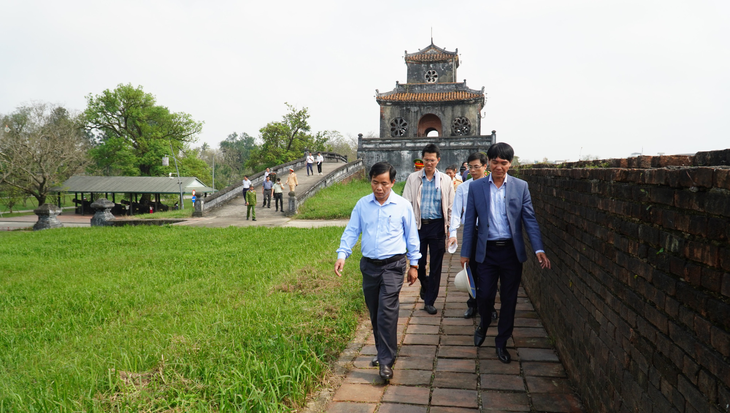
322, 240, 586, 413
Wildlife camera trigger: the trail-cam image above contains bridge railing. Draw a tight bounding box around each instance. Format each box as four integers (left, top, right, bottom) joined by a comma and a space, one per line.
284, 159, 364, 216
194, 152, 350, 216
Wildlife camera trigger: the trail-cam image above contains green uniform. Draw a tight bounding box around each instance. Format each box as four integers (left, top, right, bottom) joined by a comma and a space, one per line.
245, 190, 257, 219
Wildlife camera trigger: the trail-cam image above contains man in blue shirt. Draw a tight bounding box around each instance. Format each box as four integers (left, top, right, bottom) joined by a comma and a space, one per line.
448, 152, 497, 320
335, 162, 421, 381
461, 143, 551, 364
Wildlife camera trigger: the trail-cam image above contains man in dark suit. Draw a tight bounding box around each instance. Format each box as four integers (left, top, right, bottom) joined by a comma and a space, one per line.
460, 142, 551, 364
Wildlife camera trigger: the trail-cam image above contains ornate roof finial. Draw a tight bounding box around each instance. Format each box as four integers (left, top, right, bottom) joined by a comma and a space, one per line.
431, 27, 433, 45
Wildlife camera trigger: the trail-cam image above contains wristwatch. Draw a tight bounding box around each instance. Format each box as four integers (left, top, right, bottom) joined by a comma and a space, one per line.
410, 265, 418, 269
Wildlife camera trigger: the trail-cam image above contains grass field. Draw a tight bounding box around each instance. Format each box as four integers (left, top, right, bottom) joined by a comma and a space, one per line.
296, 178, 406, 220
0, 225, 363, 412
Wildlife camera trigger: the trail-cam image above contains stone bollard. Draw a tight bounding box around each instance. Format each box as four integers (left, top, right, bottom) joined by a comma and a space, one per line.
192, 199, 204, 217
33, 203, 64, 231
90, 198, 116, 227
287, 191, 297, 216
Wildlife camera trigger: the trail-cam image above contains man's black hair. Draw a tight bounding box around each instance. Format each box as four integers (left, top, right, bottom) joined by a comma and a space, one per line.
467, 152, 488, 166
486, 143, 514, 162
445, 164, 458, 172
422, 143, 441, 158
369, 161, 397, 182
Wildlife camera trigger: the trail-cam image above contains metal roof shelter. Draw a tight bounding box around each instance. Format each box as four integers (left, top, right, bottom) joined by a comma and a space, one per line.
52, 176, 217, 215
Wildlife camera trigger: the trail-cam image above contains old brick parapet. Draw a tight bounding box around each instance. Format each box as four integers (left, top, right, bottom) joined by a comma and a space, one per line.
517, 148, 730, 412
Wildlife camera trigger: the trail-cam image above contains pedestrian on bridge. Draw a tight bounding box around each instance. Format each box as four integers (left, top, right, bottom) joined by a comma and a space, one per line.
306, 152, 315, 176
335, 161, 420, 382
285, 168, 298, 192
262, 175, 273, 208
273, 178, 284, 212
245, 186, 257, 221
316, 152, 324, 175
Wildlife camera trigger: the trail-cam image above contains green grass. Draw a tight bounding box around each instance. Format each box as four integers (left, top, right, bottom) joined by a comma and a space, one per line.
296, 178, 406, 220
0, 226, 364, 412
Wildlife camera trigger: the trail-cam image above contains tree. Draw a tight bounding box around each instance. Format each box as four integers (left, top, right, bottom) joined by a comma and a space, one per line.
84, 84, 203, 176
0, 102, 90, 206
245, 103, 333, 171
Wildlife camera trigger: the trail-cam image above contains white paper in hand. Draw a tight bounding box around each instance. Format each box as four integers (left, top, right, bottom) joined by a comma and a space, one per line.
448, 241, 458, 254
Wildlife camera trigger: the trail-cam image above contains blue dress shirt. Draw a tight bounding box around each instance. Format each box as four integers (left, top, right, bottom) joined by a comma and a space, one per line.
487, 174, 512, 240
449, 178, 474, 239
337, 191, 422, 263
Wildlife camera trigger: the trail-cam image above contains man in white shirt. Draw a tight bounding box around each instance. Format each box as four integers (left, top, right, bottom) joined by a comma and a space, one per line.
306, 152, 315, 176
242, 175, 251, 197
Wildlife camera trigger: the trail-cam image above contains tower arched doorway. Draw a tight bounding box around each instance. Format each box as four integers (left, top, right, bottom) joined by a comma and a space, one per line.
418, 114, 442, 137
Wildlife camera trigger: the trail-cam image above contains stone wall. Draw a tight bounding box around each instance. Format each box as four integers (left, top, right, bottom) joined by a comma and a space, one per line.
288, 160, 364, 216
517, 149, 730, 413
358, 133, 495, 182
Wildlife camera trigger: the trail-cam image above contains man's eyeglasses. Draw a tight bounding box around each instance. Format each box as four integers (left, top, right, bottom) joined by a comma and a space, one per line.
423, 159, 438, 164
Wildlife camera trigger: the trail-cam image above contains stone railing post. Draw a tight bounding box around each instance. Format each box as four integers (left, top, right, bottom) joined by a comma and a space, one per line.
90, 198, 116, 227
33, 203, 63, 231
193, 199, 204, 217
287, 190, 297, 216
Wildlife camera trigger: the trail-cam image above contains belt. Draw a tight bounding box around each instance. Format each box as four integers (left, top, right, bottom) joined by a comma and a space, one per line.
363, 253, 406, 265
487, 239, 513, 247
421, 218, 443, 225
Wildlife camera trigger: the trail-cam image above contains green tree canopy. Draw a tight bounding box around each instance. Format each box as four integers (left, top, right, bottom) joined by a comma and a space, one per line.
245, 103, 333, 171
84, 84, 203, 176
0, 102, 90, 205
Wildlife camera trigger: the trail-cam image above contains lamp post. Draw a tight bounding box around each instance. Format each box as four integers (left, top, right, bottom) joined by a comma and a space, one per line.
163, 142, 184, 210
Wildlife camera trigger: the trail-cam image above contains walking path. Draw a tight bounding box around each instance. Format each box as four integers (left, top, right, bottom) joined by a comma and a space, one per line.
313, 232, 586, 413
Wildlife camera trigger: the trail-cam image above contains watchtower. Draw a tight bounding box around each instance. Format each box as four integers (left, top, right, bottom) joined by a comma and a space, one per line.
359, 41, 496, 181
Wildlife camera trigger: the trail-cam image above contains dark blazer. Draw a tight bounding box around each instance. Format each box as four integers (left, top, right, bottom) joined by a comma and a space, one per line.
461, 175, 544, 263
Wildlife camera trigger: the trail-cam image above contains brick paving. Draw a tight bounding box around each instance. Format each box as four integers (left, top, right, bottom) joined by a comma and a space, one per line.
321, 235, 586, 413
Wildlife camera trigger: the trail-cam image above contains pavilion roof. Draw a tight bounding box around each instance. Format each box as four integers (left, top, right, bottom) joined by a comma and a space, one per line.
52, 176, 217, 194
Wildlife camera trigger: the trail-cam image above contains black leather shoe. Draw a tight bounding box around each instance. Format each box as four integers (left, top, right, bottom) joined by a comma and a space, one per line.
491, 309, 499, 320
370, 356, 379, 367
424, 305, 437, 315
474, 326, 487, 347
379, 364, 393, 380
496, 347, 512, 364
464, 307, 476, 318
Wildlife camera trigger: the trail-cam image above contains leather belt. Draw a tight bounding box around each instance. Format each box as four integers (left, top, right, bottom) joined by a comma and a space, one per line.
364, 253, 406, 265
487, 239, 513, 247
421, 218, 443, 225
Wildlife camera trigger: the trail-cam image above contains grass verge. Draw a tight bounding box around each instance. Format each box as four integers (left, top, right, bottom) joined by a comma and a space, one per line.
296, 178, 406, 220
0, 225, 363, 412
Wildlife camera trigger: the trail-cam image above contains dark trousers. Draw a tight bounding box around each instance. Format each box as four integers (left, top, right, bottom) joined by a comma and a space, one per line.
476, 241, 523, 349
418, 219, 445, 306
317, 162, 322, 173
360, 256, 406, 367
262, 190, 271, 207
466, 226, 480, 309
274, 193, 283, 211
306, 163, 314, 175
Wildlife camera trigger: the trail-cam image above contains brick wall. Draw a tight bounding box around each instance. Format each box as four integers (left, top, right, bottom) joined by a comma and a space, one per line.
518, 149, 730, 413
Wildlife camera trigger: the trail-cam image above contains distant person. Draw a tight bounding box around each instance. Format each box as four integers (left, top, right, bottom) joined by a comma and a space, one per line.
335, 161, 421, 381
285, 168, 298, 192
262, 175, 273, 208
273, 178, 285, 212
445, 164, 462, 192
306, 152, 315, 176
264, 167, 271, 180
461, 142, 551, 364
413, 159, 424, 172
403, 144, 454, 315
316, 152, 324, 175
245, 185, 257, 221
242, 175, 251, 197
460, 162, 469, 181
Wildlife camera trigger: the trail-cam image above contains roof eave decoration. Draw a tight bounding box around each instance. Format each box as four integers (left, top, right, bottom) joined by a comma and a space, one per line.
404, 43, 459, 67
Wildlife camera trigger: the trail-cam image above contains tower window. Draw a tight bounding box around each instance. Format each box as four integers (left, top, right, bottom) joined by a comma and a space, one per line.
425, 70, 438, 83
390, 117, 408, 137
452, 117, 471, 136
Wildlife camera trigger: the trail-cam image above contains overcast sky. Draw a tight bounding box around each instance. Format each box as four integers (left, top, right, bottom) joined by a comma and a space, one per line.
1, 0, 728, 163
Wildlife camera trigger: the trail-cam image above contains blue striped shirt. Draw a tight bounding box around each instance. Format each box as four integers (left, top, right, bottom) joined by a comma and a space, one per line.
420, 171, 442, 219
487, 174, 511, 240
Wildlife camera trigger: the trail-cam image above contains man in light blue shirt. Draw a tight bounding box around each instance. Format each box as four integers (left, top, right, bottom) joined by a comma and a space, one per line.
335, 161, 420, 381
